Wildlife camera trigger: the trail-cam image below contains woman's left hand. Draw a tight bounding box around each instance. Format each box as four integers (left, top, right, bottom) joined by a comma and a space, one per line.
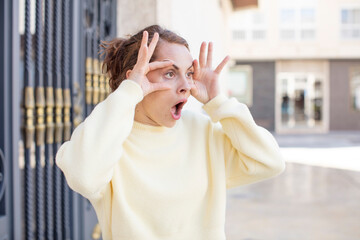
191, 42, 230, 104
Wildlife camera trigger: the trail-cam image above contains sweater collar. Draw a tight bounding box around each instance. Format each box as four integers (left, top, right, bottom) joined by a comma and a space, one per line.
132, 120, 179, 134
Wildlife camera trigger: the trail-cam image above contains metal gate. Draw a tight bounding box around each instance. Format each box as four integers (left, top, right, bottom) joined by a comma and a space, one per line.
0, 0, 116, 239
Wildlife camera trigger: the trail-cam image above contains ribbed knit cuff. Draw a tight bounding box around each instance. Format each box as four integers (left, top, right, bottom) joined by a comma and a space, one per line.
115, 79, 144, 103
202, 94, 229, 122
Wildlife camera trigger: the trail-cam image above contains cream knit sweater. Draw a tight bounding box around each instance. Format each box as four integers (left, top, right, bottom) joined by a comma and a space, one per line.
56, 80, 285, 240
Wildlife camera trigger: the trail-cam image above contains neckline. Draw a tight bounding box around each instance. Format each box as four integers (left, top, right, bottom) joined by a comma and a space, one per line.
132, 120, 179, 134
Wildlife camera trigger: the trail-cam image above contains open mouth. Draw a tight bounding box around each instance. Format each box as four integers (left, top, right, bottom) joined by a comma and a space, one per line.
170, 99, 187, 120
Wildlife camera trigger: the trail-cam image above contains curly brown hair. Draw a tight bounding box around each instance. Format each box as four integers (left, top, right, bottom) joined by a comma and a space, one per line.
100, 25, 189, 92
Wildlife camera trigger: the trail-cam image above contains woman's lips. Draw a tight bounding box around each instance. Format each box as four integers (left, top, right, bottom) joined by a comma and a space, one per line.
170, 99, 187, 120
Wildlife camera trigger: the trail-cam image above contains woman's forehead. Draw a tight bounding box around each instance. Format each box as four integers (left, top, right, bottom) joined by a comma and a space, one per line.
155, 42, 193, 67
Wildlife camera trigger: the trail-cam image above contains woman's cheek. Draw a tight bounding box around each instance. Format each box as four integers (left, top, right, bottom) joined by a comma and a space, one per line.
162, 76, 176, 83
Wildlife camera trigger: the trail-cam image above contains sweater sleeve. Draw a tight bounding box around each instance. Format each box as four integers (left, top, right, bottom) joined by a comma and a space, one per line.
203, 94, 285, 188
55, 80, 143, 199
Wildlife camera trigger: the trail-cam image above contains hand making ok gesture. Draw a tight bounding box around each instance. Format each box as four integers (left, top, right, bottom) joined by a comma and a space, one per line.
126, 31, 174, 96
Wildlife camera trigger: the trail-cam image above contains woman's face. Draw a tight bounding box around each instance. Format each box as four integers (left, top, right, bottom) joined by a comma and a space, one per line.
134, 41, 194, 128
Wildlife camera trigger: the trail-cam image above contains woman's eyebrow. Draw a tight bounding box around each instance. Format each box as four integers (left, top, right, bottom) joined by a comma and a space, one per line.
170, 64, 193, 70
162, 59, 193, 70
172, 64, 179, 70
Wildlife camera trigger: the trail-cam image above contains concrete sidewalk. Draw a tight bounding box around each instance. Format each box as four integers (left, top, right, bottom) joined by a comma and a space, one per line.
274, 131, 360, 148
225, 131, 360, 240
225, 162, 360, 240
275, 131, 360, 172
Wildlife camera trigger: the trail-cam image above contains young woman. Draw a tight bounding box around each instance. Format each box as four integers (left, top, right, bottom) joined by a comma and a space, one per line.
56, 25, 285, 240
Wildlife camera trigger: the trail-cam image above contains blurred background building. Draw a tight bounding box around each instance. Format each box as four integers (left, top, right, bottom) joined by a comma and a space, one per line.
1, 0, 359, 239
228, 0, 360, 133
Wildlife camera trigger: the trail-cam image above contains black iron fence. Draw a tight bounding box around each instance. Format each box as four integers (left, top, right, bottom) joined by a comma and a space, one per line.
0, 0, 116, 239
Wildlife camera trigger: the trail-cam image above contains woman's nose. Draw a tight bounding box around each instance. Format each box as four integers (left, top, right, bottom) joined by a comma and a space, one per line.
178, 76, 191, 94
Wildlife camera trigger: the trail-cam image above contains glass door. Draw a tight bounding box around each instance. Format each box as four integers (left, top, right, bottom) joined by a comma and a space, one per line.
277, 73, 326, 133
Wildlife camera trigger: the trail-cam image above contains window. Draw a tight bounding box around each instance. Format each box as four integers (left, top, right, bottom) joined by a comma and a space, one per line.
279, 8, 316, 41
231, 11, 266, 41
281, 9, 296, 23
253, 12, 265, 25
252, 30, 266, 40
350, 68, 360, 111
341, 8, 360, 39
232, 30, 246, 40
281, 29, 296, 40
301, 8, 315, 23
301, 29, 315, 39
227, 65, 253, 106
341, 9, 360, 24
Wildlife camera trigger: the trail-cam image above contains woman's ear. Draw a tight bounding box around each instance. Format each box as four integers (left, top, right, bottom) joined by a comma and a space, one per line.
126, 69, 132, 79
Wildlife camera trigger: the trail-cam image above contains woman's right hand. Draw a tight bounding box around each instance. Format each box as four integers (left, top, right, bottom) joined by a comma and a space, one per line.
126, 31, 173, 96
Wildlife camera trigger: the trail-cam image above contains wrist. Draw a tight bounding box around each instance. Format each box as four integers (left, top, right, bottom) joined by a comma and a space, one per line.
206, 91, 220, 104
202, 94, 229, 121
127, 78, 146, 96
119, 80, 144, 102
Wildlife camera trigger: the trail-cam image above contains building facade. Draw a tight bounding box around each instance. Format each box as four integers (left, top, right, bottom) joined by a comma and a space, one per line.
228, 0, 360, 133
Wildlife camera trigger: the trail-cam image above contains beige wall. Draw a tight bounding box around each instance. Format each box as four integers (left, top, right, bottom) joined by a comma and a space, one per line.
117, 0, 157, 37
229, 0, 360, 60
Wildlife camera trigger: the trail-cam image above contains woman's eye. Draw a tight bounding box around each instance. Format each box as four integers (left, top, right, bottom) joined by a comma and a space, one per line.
165, 72, 175, 78
186, 72, 194, 79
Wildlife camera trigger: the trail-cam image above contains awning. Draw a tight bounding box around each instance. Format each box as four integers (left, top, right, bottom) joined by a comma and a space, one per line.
230, 0, 258, 10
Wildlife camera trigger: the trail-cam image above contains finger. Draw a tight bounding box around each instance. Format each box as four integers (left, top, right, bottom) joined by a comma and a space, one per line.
147, 32, 159, 61
199, 42, 206, 68
206, 42, 213, 68
141, 31, 149, 48
137, 31, 149, 65
214, 55, 230, 74
192, 59, 200, 80
151, 82, 172, 93
148, 60, 174, 72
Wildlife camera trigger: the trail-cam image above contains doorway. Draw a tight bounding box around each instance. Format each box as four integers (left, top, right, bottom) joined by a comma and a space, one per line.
275, 61, 329, 133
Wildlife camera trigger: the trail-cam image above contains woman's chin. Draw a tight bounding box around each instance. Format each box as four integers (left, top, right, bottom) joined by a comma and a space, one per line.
159, 117, 177, 128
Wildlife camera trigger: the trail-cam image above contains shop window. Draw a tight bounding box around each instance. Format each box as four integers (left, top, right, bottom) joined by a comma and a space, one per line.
278, 73, 324, 129
227, 65, 253, 106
